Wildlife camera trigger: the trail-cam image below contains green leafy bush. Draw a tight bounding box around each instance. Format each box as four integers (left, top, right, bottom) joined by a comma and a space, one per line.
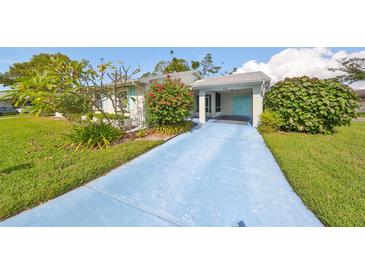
154, 121, 194, 136
264, 76, 359, 134
146, 76, 193, 126
258, 110, 283, 133
65, 122, 124, 150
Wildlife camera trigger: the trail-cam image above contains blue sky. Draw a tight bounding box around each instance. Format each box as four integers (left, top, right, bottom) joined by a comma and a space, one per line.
1, 47, 364, 76
1, 47, 365, 90
0, 47, 286, 75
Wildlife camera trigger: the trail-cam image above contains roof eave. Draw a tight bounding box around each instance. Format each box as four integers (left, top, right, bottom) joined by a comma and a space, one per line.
192, 79, 270, 90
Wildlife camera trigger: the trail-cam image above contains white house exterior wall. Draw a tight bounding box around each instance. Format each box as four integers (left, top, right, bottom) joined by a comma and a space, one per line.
100, 86, 146, 126
358, 99, 365, 112
252, 84, 263, 127
128, 88, 146, 126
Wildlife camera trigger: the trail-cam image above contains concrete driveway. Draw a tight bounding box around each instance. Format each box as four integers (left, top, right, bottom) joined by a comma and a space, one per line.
1, 120, 322, 227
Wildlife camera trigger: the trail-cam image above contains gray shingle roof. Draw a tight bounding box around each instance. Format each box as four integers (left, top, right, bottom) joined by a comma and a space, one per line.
192, 71, 271, 88
139, 70, 201, 84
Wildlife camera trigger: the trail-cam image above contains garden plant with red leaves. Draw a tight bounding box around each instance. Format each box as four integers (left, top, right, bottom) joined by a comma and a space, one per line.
146, 76, 193, 128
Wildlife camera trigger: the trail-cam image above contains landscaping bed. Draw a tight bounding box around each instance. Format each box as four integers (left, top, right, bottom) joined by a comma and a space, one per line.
262, 122, 365, 226
0, 116, 163, 221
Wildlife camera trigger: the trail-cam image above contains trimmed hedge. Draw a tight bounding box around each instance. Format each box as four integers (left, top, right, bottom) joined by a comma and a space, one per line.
264, 77, 359, 134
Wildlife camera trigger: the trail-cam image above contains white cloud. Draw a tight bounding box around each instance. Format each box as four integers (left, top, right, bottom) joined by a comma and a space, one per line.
236, 47, 365, 89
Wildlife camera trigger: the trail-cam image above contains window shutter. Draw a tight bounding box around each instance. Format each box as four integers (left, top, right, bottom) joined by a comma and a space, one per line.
127, 86, 136, 111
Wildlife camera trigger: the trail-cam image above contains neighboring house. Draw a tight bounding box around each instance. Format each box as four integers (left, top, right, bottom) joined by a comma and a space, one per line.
0, 92, 13, 108
100, 70, 271, 127
355, 89, 365, 112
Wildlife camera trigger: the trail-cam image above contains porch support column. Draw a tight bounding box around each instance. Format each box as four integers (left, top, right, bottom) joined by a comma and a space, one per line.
252, 85, 263, 127
199, 90, 206, 124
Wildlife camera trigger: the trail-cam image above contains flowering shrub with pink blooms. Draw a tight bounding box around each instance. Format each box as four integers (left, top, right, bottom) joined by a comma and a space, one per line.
146, 76, 194, 127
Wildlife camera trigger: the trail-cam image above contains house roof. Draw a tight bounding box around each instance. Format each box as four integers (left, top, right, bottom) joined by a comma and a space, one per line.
355, 89, 365, 98
191, 71, 271, 89
139, 70, 201, 84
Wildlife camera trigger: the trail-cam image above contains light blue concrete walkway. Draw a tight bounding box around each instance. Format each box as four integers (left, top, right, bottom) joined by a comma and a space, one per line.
1, 121, 322, 227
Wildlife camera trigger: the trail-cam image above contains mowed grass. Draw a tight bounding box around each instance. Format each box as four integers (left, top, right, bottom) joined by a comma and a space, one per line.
262, 122, 365, 226
0, 117, 163, 221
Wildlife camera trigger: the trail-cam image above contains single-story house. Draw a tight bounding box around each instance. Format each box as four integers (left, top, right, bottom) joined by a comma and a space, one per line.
355, 89, 365, 112
100, 70, 271, 127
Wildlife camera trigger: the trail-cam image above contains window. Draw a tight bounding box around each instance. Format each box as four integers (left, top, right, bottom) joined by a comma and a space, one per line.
215, 92, 221, 112
205, 95, 211, 113
196, 94, 212, 113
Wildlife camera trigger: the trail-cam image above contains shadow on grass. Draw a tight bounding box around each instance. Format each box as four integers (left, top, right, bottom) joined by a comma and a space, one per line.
0, 163, 34, 175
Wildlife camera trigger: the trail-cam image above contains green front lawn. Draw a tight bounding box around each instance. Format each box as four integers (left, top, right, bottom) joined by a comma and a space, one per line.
262, 122, 365, 227
0, 117, 163, 221
358, 112, 365, 117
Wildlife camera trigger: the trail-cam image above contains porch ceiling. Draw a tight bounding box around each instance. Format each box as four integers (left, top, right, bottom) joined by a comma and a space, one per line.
193, 87, 253, 94
192, 82, 261, 92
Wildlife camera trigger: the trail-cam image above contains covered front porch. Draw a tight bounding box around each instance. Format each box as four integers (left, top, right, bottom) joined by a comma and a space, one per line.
192, 84, 265, 127
192, 89, 253, 124
191, 71, 270, 127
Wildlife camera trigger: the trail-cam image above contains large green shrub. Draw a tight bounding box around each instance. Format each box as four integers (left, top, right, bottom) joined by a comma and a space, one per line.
258, 110, 283, 134
65, 122, 124, 150
146, 76, 194, 126
264, 76, 359, 134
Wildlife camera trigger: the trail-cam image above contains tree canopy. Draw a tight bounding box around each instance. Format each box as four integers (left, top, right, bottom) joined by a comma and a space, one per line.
194, 53, 221, 77
0, 53, 71, 86
141, 51, 222, 78
329, 57, 365, 84
5, 54, 141, 129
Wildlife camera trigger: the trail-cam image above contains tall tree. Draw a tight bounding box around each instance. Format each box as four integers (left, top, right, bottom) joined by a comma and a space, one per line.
140, 50, 190, 78
155, 50, 190, 74
142, 51, 222, 78
162, 57, 190, 73
194, 53, 221, 77
329, 57, 365, 83
0, 53, 71, 86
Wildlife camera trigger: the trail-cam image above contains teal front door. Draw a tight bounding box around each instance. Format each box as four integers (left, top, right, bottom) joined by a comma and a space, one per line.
232, 96, 250, 116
